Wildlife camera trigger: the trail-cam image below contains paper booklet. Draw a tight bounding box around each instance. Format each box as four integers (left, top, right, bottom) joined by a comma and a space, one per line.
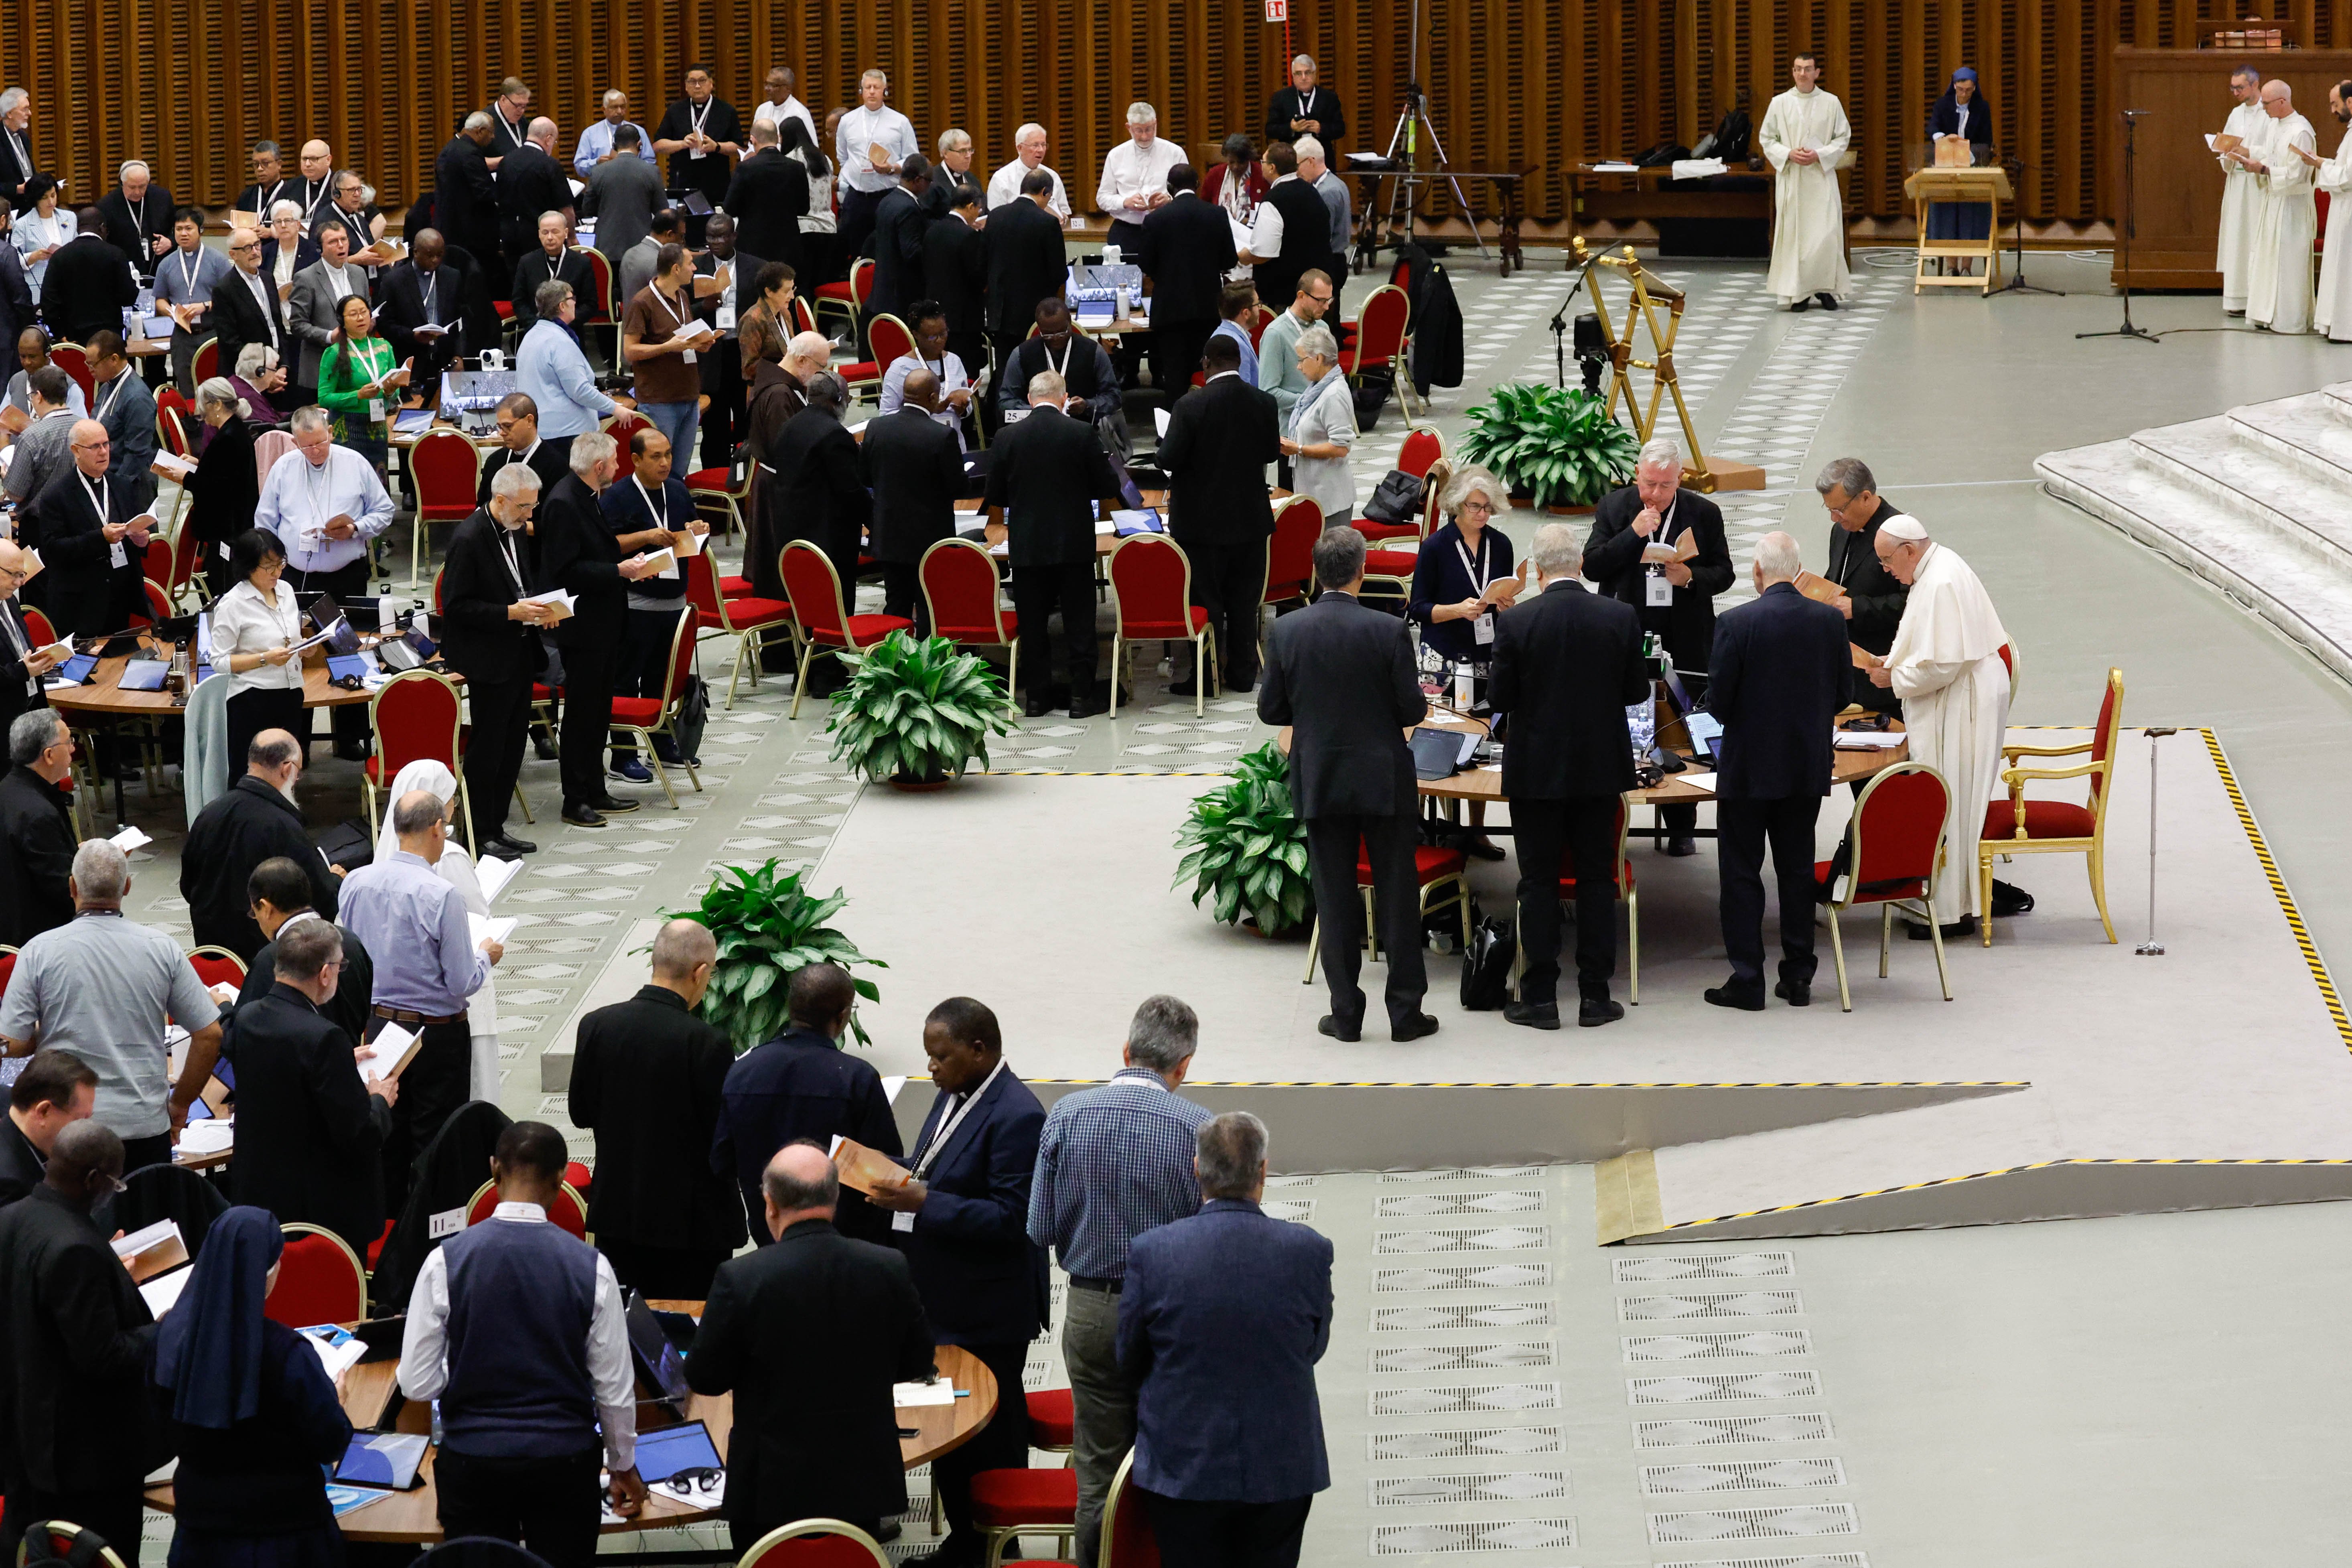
368, 1022, 424, 1079
1791, 570, 1843, 605
1849, 643, 1881, 669
522, 588, 576, 623
2209, 132, 2244, 155
828, 1136, 915, 1198
114, 1219, 190, 1282
468, 913, 518, 949
870, 141, 893, 170
1639, 532, 1700, 565
476, 853, 522, 903
893, 1376, 957, 1408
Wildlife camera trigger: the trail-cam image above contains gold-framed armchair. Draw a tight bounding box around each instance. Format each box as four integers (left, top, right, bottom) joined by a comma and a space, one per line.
1978, 666, 2123, 946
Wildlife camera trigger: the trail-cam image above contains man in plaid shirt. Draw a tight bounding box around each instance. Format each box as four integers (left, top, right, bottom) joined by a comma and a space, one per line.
1025, 996, 1212, 1567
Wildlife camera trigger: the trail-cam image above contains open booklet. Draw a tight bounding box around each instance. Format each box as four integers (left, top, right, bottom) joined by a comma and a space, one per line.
1640, 532, 1701, 565
1790, 570, 1843, 606
115, 1219, 195, 1314
828, 1135, 915, 1197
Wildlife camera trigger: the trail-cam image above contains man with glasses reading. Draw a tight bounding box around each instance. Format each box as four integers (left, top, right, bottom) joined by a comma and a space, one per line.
29, 418, 152, 636
211, 225, 290, 401
253, 406, 394, 756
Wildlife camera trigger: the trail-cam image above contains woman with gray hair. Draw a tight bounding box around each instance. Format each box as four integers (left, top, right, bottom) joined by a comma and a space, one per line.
186, 377, 262, 596
1281, 321, 1357, 523
227, 342, 286, 424
515, 278, 626, 439
1408, 465, 1524, 668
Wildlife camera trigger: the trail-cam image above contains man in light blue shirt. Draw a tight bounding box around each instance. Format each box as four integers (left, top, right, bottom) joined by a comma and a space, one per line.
339, 790, 503, 1203
150, 206, 231, 392
574, 89, 658, 178
516, 280, 620, 439
1208, 282, 1261, 387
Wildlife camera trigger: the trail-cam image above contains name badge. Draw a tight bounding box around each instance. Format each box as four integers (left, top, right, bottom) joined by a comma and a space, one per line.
891, 1210, 915, 1232
1646, 569, 1673, 607
110, 541, 129, 570
690, 146, 708, 160
367, 398, 386, 422
218, 542, 231, 560
681, 348, 698, 365
1472, 612, 1496, 645
716, 301, 737, 330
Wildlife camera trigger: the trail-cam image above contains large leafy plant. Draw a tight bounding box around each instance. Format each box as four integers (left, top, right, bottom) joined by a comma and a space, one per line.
1460, 382, 1640, 510
662, 860, 885, 1051
824, 631, 1020, 783
1172, 742, 1314, 935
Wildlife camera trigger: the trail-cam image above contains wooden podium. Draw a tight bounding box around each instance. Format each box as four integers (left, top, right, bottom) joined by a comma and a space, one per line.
1903, 167, 2013, 294
2110, 47, 2352, 290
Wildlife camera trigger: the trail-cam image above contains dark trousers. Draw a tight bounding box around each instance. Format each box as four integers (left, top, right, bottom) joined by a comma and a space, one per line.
1657, 665, 1705, 836
1, 1474, 145, 1568
702, 335, 746, 462
1012, 561, 1099, 700
1305, 813, 1426, 1030
1140, 1491, 1313, 1568
880, 560, 931, 634
613, 605, 684, 764
597, 1237, 730, 1299
224, 685, 305, 782
463, 673, 531, 844
121, 1131, 175, 1175
371, 1014, 471, 1211
836, 187, 885, 274
285, 559, 373, 749
1151, 318, 1213, 398
556, 629, 617, 808
1718, 795, 1822, 990
1181, 539, 1266, 688
934, 1340, 1035, 1558
435, 1444, 602, 1568
1513, 795, 1623, 1006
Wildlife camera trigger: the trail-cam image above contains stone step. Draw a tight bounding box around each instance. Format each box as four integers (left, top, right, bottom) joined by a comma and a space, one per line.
2126, 416, 2352, 570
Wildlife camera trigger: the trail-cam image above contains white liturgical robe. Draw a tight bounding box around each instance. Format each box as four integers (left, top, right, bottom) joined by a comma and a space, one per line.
2217, 99, 2267, 310
1883, 534, 2013, 925
2244, 110, 2317, 335
2315, 126, 2352, 341
1759, 86, 1852, 305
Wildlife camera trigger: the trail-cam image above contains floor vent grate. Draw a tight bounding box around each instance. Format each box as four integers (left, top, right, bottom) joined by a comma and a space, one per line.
1613, 1251, 1795, 1282
1671, 1556, 1866, 1568
1375, 1304, 1555, 1332
1382, 1166, 1549, 1183
1375, 1264, 1553, 1292
1641, 1459, 1847, 1495
1635, 1414, 1835, 1447
1628, 1371, 1822, 1405
1372, 1472, 1572, 1506
1262, 1199, 1318, 1222
1618, 1290, 1803, 1321
1371, 1382, 1563, 1416
1370, 1520, 1578, 1554
1369, 1427, 1567, 1460
1624, 1331, 1813, 1361
1372, 1340, 1554, 1373
1376, 1191, 1546, 1217
1375, 1227, 1550, 1254
1648, 1504, 1857, 1543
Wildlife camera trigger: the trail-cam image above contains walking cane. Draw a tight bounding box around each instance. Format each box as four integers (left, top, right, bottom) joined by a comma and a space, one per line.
2136, 728, 2176, 956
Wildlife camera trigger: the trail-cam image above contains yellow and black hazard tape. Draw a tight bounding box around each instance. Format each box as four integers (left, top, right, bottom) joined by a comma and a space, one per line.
1653, 1154, 2352, 1233
2202, 728, 2352, 1052
1023, 1077, 2030, 1090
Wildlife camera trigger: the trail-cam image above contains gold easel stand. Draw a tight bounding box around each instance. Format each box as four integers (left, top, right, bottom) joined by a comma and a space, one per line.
1570, 237, 1764, 493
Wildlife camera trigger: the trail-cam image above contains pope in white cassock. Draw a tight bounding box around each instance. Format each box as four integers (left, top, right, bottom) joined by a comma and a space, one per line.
1759, 54, 1851, 311
2309, 82, 2352, 342
1863, 517, 2013, 934
2230, 79, 2317, 335
2216, 65, 2266, 315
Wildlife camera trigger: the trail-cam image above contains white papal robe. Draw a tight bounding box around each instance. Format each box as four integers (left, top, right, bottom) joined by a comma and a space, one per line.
1884, 540, 2013, 925
2218, 99, 2267, 311
2245, 110, 2318, 335
2312, 128, 2352, 340
1759, 87, 1851, 305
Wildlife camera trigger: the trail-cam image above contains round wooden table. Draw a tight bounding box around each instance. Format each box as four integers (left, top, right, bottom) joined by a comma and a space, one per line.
145, 1338, 998, 1544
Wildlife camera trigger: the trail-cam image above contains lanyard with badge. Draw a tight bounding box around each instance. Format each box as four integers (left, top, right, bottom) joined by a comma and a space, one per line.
177, 247, 203, 306
658, 288, 698, 364
712, 260, 737, 331
896, 1061, 1007, 1229
1646, 504, 1678, 608
687, 98, 712, 159
637, 477, 680, 578
83, 473, 127, 570
94, 371, 129, 426
1457, 532, 1497, 645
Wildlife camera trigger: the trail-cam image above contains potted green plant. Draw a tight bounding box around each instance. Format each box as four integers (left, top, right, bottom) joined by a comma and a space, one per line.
1172, 742, 1314, 936
662, 860, 886, 1051
1459, 382, 1640, 513
823, 630, 1020, 789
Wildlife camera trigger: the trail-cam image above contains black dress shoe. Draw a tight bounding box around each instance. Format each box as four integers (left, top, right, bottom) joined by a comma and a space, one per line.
873, 1522, 903, 1546
1579, 996, 1625, 1027
1317, 1015, 1362, 1042
560, 803, 607, 827
590, 793, 641, 813
1906, 914, 1977, 940
1663, 835, 1697, 857
532, 734, 559, 760
1704, 982, 1767, 1012
1459, 834, 1506, 862
1023, 693, 1053, 718
1816, 291, 1841, 311
334, 743, 371, 763
1789, 297, 1814, 312
486, 833, 537, 857
1504, 1000, 1560, 1030
1991, 879, 2035, 917
1068, 693, 1108, 720
1169, 678, 1207, 697
1774, 979, 1812, 1008
1391, 1012, 1441, 1042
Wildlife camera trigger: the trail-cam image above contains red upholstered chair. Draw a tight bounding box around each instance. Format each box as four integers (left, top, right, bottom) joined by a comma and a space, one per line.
777, 540, 913, 719
50, 342, 94, 401
139, 536, 172, 587
686, 463, 751, 539
866, 312, 915, 373
466, 1178, 589, 1238
814, 257, 873, 341
790, 295, 821, 339
1397, 424, 1445, 481
1341, 283, 1414, 416
733, 1520, 892, 1568
156, 399, 191, 455
21, 1521, 132, 1568
604, 410, 653, 484
191, 336, 221, 386
1302, 838, 1472, 984
1979, 666, 2125, 947
187, 946, 248, 994
1108, 535, 1212, 717
164, 513, 206, 609
688, 551, 795, 708
1026, 1388, 1076, 1454
968, 1466, 1078, 1568
408, 430, 483, 588
267, 1223, 369, 1327
1816, 761, 1954, 1011
1096, 1452, 1158, 1568
919, 538, 1018, 688
22, 607, 55, 647
1997, 639, 2022, 706
607, 610, 704, 807
1263, 497, 1322, 614
564, 1160, 593, 1199
364, 670, 469, 846
0, 947, 16, 1005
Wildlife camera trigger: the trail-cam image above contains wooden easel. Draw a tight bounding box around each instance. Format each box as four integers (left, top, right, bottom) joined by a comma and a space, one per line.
1570, 237, 1762, 493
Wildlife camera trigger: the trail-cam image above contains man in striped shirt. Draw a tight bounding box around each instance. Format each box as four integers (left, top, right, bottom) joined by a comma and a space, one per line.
1025, 996, 1213, 1568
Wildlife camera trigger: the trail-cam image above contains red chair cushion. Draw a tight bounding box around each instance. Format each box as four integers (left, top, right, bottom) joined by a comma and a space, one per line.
493, 300, 514, 319
611, 697, 666, 725
1363, 550, 1418, 577
1982, 799, 2096, 840
1359, 844, 1469, 886
941, 609, 1018, 642
1354, 518, 1418, 541
1124, 604, 1211, 640
1026, 1387, 1076, 1447
811, 613, 914, 647
840, 360, 879, 382
720, 575, 753, 597
1814, 859, 1924, 903
565, 1160, 592, 1197
969, 1467, 1079, 1527
816, 280, 854, 300
684, 467, 732, 492
714, 594, 793, 629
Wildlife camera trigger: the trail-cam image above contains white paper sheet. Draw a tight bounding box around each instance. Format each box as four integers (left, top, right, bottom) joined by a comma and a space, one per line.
469, 913, 518, 947
893, 1376, 957, 1408
476, 854, 522, 903
177, 1121, 235, 1156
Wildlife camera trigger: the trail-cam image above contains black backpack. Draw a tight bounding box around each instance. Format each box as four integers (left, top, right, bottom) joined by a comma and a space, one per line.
1459, 911, 1517, 1010
671, 673, 709, 764
1362, 469, 1426, 526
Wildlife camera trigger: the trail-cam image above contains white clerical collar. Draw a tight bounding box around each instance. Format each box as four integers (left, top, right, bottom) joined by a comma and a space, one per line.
491, 1201, 548, 1223
1207, 369, 1240, 383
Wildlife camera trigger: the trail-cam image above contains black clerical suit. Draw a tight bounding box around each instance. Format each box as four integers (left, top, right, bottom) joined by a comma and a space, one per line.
1827, 495, 1910, 716
1160, 371, 1280, 688
537, 473, 629, 812
0, 127, 34, 214
983, 404, 1120, 706
475, 438, 574, 508
210, 266, 290, 391
657, 95, 745, 212
712, 1026, 903, 1243
1583, 484, 1732, 838
863, 407, 966, 630
1134, 191, 1237, 396
379, 260, 466, 394
38, 233, 137, 345
179, 775, 342, 963
684, 1215, 936, 1544
724, 150, 809, 277
186, 416, 259, 597
889, 1067, 1050, 1558
1256, 590, 1430, 1033
570, 984, 747, 1298
1251, 178, 1338, 329
994, 333, 1122, 431
0, 1116, 41, 1210
0, 1185, 162, 1568
0, 761, 73, 948
29, 467, 144, 636
225, 982, 393, 1256
697, 245, 767, 463
437, 507, 547, 845
866, 184, 928, 341
433, 134, 500, 275
1264, 85, 1347, 154
1488, 579, 1648, 1009
509, 244, 595, 335
0, 596, 49, 749
96, 186, 172, 283
0, 247, 32, 389
240, 918, 375, 1048
1708, 581, 1852, 996
923, 211, 989, 373
495, 143, 574, 291
766, 406, 870, 635
984, 199, 1069, 370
